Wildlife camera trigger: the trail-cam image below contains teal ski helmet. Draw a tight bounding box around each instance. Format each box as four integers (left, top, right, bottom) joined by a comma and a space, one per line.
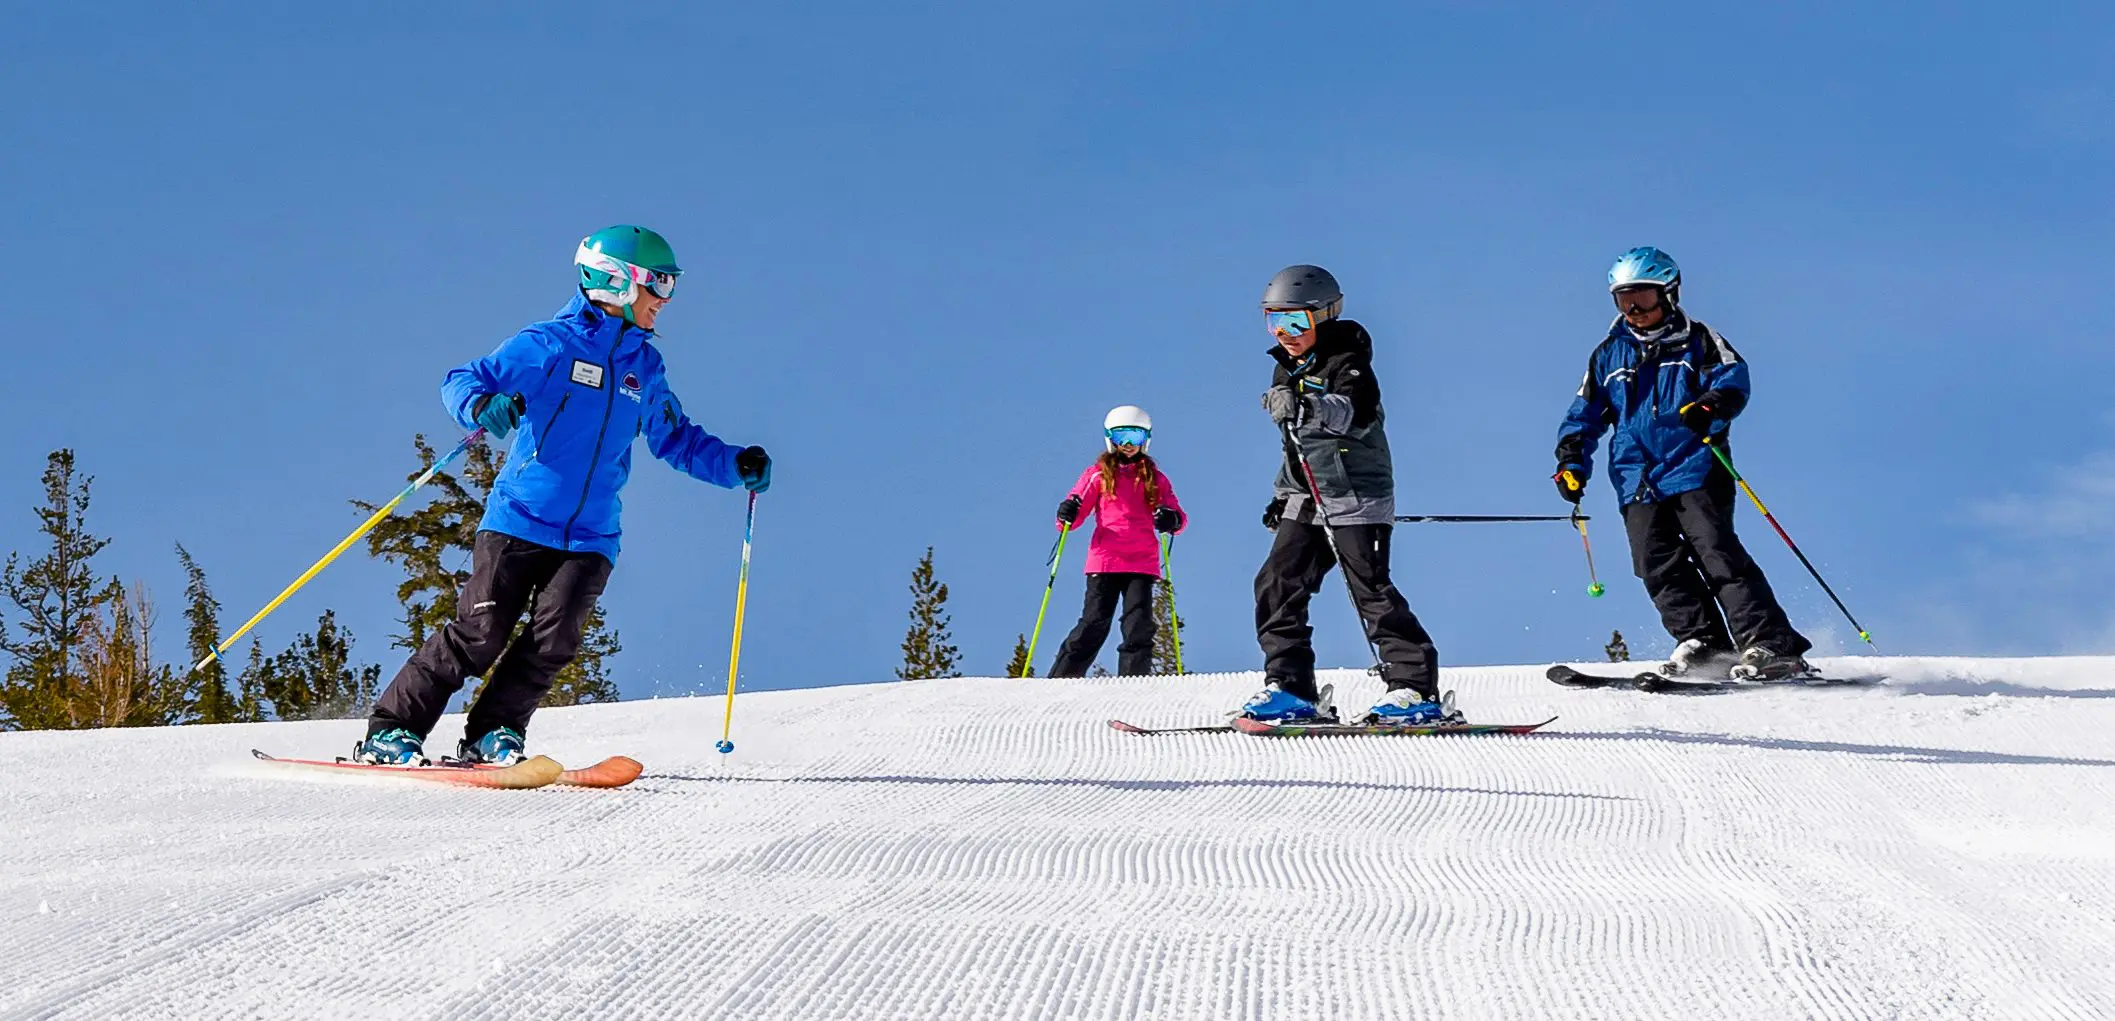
575, 225, 682, 322
1608, 246, 1681, 305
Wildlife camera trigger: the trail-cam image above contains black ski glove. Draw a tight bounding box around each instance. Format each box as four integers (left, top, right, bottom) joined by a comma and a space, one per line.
1262, 496, 1287, 530
1679, 394, 1724, 436
1554, 468, 1585, 504
734, 446, 772, 493
1056, 495, 1082, 526
1153, 507, 1182, 533
1261, 386, 1306, 425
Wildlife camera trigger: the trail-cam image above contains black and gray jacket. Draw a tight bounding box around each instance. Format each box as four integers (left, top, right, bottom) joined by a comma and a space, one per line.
1269, 318, 1396, 526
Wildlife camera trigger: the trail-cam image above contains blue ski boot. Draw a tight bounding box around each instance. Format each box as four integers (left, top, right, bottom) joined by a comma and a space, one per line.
459, 727, 527, 766
355, 727, 426, 765
1364, 688, 1462, 727
1236, 683, 1336, 724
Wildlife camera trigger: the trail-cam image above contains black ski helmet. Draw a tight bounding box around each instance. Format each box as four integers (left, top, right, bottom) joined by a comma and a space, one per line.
1261, 264, 1343, 313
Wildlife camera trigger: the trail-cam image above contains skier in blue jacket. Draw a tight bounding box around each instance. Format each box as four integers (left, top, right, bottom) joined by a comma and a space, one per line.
1554, 247, 1811, 680
360, 225, 770, 764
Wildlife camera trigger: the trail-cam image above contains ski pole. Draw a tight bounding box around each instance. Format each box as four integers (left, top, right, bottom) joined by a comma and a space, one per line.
1697, 433, 1876, 649
1394, 514, 1588, 523
1021, 523, 1072, 677
716, 492, 759, 755
1160, 533, 1184, 676
1279, 421, 1386, 674
188, 428, 486, 676
1570, 505, 1605, 598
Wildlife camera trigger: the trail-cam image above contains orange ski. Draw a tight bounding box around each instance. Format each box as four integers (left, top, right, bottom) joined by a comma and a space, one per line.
250, 749, 563, 789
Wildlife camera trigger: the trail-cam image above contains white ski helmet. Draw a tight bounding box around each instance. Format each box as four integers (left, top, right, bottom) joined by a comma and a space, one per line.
1103, 405, 1152, 452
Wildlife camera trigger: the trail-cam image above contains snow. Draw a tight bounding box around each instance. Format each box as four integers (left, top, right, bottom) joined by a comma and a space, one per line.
4, 657, 2114, 1020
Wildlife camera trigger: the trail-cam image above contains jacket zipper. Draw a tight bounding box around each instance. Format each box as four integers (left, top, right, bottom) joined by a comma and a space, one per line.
534, 393, 571, 461
562, 331, 623, 548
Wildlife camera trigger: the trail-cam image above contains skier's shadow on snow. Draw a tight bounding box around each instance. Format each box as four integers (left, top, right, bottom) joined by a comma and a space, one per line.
639, 773, 1634, 802
1551, 729, 2115, 767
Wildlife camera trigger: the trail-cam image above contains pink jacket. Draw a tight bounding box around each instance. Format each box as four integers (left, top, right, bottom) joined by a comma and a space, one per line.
1062, 461, 1185, 575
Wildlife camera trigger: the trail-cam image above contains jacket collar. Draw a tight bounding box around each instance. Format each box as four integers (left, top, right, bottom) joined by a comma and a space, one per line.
1267, 317, 1372, 372
557, 292, 653, 353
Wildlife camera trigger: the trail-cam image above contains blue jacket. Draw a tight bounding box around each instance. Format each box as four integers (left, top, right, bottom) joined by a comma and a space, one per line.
442, 294, 744, 561
1555, 314, 1750, 505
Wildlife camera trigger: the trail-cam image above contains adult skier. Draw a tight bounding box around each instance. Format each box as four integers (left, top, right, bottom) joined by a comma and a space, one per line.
1240, 265, 1452, 725
357, 225, 771, 765
1554, 246, 1812, 679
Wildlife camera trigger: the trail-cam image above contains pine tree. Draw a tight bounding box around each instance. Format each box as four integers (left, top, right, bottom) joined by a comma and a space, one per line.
1152, 577, 1184, 675
176, 544, 237, 724
262, 610, 380, 720
1006, 633, 1033, 678
358, 435, 498, 652
896, 546, 960, 680
74, 581, 186, 728
0, 450, 121, 730
235, 639, 269, 723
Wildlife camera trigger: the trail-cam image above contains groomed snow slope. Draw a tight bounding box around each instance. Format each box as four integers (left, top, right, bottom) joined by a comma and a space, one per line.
3, 657, 2113, 1021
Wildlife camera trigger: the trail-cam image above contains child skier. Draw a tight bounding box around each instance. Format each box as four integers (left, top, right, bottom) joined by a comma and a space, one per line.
1048, 406, 1186, 677
1554, 246, 1813, 680
1242, 264, 1452, 726
358, 225, 771, 765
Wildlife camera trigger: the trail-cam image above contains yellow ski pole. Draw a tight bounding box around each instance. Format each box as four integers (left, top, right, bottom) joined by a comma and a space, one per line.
1020, 523, 1072, 677
716, 491, 759, 755
188, 428, 485, 676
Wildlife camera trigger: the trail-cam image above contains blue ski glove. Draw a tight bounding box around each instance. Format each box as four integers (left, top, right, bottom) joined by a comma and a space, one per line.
472, 393, 524, 440
734, 446, 771, 493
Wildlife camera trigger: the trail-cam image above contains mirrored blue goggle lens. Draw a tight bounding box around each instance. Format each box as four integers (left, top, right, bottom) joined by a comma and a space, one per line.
1266, 309, 1315, 337
1106, 427, 1150, 447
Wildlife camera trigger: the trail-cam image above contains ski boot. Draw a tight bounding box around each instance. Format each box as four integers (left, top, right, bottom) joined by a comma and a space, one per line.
1364, 687, 1463, 727
459, 727, 527, 767
355, 727, 427, 766
1236, 682, 1337, 724
1659, 638, 1737, 680
1731, 646, 1815, 681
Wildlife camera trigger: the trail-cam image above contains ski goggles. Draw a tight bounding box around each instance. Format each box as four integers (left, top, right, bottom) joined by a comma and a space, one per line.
1265, 308, 1317, 339
1611, 285, 1664, 316
1105, 426, 1150, 448
576, 244, 680, 299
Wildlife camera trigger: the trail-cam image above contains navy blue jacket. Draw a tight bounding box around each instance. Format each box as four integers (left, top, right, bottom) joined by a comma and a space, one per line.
442, 294, 744, 561
1555, 315, 1750, 505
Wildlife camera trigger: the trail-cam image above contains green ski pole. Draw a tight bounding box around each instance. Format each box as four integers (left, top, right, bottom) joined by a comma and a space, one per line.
1021, 524, 1072, 677
1160, 533, 1183, 675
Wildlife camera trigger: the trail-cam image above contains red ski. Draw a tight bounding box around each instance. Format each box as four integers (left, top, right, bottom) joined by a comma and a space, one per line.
458, 754, 644, 788
249, 749, 563, 789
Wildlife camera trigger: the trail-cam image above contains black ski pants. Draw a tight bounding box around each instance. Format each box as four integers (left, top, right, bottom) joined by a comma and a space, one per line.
1623, 478, 1809, 656
1255, 522, 1439, 701
1050, 572, 1158, 677
369, 531, 612, 742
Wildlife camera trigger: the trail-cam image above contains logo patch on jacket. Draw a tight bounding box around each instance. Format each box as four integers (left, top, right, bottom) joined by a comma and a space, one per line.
620, 372, 642, 403
570, 360, 605, 388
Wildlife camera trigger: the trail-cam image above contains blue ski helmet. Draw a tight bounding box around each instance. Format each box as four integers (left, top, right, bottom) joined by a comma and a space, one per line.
1608, 246, 1681, 305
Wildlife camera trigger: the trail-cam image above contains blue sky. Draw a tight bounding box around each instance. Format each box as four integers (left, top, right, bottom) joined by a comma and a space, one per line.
3, 3, 2111, 699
